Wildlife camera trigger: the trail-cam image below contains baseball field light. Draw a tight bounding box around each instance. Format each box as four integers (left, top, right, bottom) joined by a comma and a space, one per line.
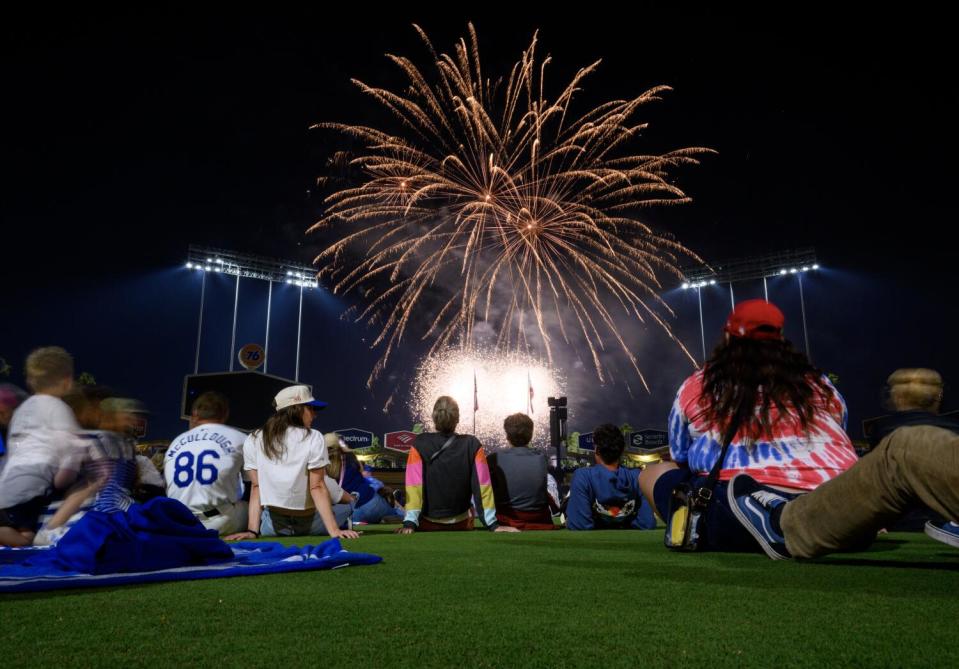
679, 246, 821, 364
185, 244, 320, 378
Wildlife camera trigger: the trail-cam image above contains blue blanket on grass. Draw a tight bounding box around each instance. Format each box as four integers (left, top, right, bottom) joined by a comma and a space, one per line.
0, 497, 381, 593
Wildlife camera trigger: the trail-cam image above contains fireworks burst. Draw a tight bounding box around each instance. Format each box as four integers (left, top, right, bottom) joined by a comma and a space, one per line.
311, 24, 712, 389
412, 349, 563, 449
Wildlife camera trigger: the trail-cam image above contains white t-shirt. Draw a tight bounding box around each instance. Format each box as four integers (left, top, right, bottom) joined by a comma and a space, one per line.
243, 427, 329, 510
0, 394, 81, 508
164, 423, 246, 512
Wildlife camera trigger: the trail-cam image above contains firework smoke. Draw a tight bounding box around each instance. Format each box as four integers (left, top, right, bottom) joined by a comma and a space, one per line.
312, 24, 712, 389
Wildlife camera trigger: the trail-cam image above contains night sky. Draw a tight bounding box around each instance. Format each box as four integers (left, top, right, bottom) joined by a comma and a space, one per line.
4, 8, 957, 442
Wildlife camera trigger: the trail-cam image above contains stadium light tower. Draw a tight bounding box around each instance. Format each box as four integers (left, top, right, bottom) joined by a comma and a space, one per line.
185, 245, 320, 379
681, 248, 820, 361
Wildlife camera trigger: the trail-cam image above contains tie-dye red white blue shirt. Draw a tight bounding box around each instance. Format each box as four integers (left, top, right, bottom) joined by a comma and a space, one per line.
668, 371, 857, 490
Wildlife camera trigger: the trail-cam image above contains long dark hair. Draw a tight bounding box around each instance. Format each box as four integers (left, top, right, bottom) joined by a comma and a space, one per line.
699, 336, 833, 437
258, 404, 309, 461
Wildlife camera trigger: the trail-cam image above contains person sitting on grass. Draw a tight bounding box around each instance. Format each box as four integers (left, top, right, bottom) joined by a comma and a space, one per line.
0, 347, 81, 547
639, 299, 857, 551
487, 413, 557, 530
36, 393, 169, 546
164, 391, 249, 535
324, 434, 401, 525
867, 368, 958, 445
396, 396, 517, 534
866, 368, 958, 531
34, 384, 112, 545
319, 433, 365, 517
362, 464, 405, 520
729, 367, 959, 559
226, 386, 359, 541
565, 423, 656, 531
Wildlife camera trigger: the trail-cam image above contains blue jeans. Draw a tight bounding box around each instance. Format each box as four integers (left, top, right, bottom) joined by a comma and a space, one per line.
259, 502, 354, 537
352, 494, 402, 524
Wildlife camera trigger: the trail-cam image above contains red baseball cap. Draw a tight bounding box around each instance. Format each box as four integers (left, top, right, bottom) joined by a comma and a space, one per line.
724, 299, 785, 340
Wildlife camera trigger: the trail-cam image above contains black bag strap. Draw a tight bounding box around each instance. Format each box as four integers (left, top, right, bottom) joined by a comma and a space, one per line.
694, 408, 747, 507
428, 434, 458, 464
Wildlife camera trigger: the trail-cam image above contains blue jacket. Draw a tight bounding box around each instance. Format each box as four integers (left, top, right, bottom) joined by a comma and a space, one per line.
566, 465, 655, 530
340, 462, 376, 506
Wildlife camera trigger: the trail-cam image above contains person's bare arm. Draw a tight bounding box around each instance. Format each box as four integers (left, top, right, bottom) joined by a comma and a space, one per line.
225, 470, 261, 541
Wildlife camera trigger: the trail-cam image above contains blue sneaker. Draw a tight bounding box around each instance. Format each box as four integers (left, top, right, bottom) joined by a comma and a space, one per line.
925, 521, 959, 548
727, 474, 798, 560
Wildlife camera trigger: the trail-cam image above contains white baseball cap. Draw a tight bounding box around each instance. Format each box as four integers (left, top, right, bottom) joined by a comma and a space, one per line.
274, 385, 328, 411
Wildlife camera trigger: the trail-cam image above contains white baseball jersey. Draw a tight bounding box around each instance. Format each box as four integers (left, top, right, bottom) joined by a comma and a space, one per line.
164, 423, 246, 513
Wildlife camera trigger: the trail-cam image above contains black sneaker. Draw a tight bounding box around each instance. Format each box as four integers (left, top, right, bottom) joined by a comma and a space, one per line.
925, 520, 959, 548
727, 473, 797, 560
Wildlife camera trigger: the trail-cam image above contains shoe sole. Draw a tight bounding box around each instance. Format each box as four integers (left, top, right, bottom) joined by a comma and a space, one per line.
924, 521, 959, 548
727, 476, 790, 560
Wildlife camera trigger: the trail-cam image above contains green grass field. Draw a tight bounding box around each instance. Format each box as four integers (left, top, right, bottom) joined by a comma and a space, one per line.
2, 526, 957, 668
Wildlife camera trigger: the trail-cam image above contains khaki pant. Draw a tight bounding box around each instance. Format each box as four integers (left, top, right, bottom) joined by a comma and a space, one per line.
782, 426, 959, 558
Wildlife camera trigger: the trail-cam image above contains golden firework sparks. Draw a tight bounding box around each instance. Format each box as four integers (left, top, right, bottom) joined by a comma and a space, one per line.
311, 24, 712, 389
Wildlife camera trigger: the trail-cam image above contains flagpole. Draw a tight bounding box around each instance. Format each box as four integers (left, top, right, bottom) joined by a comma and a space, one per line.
527, 369, 532, 415
473, 369, 477, 435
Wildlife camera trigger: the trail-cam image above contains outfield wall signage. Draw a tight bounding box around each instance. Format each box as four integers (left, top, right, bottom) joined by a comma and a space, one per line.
334, 428, 374, 452
385, 430, 417, 453
627, 429, 669, 453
